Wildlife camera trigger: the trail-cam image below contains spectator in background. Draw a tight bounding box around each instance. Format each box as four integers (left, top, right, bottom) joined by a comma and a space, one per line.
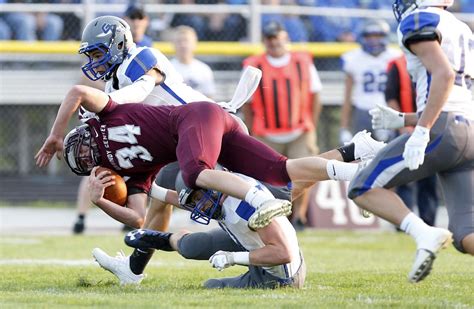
0, 17, 11, 40
171, 26, 216, 98
242, 22, 322, 230
310, 0, 360, 42
124, 3, 152, 48
2, 0, 63, 41
384, 55, 439, 227
169, 0, 206, 40
262, 0, 309, 42
204, 3, 247, 41
339, 20, 400, 144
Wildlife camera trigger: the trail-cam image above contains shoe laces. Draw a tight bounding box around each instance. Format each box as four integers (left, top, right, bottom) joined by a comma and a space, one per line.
114, 250, 128, 261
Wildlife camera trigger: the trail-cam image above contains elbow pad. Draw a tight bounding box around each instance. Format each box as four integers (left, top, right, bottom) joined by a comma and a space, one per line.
108, 75, 155, 104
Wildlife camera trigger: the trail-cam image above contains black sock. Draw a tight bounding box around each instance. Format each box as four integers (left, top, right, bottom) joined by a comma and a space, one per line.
337, 143, 355, 162
129, 248, 154, 275
78, 214, 85, 220
154, 232, 173, 252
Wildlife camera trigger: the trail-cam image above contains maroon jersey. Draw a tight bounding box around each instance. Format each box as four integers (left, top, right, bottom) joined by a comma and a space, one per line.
86, 99, 290, 193
87, 100, 178, 192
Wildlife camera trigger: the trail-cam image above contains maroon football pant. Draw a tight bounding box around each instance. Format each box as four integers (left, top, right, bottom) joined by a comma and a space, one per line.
169, 102, 291, 188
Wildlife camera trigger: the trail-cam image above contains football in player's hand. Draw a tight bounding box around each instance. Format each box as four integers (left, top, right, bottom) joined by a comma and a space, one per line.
95, 167, 127, 206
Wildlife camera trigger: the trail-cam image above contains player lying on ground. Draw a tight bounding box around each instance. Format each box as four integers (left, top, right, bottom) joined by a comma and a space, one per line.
254, 0, 474, 284
35, 84, 385, 230
94, 168, 305, 288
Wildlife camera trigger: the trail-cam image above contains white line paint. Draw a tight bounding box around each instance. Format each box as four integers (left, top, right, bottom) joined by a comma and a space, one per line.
0, 259, 198, 267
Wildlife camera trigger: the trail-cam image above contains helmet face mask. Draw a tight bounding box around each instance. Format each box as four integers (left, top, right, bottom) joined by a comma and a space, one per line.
360, 20, 389, 56
63, 125, 101, 176
80, 44, 116, 81
79, 16, 133, 81
175, 172, 222, 225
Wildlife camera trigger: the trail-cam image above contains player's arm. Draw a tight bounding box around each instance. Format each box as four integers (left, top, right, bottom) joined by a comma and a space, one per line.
249, 219, 294, 266
310, 63, 323, 130
108, 48, 163, 104
150, 183, 179, 206
51, 85, 109, 136
341, 73, 353, 130
209, 219, 294, 269
339, 73, 354, 143
35, 85, 109, 167
89, 167, 147, 228
409, 40, 455, 129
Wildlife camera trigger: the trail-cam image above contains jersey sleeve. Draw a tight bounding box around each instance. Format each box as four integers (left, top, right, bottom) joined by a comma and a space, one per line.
341, 51, 355, 75
97, 97, 118, 116
124, 48, 158, 82
399, 11, 441, 50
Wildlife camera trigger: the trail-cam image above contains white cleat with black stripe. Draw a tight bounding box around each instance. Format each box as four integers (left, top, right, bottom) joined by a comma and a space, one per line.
351, 130, 386, 162
408, 228, 453, 283
92, 248, 144, 285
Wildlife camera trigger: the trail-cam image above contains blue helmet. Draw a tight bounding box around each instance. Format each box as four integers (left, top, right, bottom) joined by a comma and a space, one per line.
79, 16, 133, 81
392, 0, 454, 22
359, 20, 390, 56
175, 172, 223, 225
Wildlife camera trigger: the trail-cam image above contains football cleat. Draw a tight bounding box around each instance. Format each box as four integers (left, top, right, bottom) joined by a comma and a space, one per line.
408, 228, 452, 283
124, 229, 173, 251
351, 130, 386, 162
248, 199, 292, 231
92, 248, 144, 285
72, 218, 85, 234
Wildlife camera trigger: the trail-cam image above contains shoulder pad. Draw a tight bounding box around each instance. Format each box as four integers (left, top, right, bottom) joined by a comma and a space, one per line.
125, 48, 158, 82
400, 12, 441, 49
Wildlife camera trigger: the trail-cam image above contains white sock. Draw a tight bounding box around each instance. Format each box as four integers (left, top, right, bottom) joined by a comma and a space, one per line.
245, 185, 273, 208
400, 212, 430, 241
326, 160, 359, 181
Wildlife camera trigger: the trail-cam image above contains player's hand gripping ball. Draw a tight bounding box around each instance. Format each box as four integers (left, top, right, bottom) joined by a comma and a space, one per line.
95, 167, 127, 206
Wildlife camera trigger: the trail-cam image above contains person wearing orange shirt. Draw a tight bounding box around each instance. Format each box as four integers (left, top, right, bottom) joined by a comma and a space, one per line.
242, 22, 322, 230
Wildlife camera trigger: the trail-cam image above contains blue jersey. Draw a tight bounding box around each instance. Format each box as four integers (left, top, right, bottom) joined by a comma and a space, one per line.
397, 7, 473, 119
105, 44, 213, 106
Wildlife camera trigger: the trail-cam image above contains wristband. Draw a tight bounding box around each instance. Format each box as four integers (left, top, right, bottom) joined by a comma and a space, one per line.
150, 183, 168, 201
232, 252, 250, 266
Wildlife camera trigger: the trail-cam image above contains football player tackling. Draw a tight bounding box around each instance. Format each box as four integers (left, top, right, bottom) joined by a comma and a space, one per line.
96, 169, 306, 288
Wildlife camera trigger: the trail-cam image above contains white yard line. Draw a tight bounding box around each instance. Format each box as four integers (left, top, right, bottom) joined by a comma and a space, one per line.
0, 258, 197, 267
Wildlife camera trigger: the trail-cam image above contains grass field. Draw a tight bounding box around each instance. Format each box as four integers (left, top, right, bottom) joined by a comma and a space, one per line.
1, 231, 473, 308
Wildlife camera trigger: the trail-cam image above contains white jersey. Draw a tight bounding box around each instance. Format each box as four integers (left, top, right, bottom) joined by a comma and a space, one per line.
397, 7, 474, 120
342, 48, 401, 110
105, 44, 213, 106
170, 58, 216, 98
217, 174, 301, 280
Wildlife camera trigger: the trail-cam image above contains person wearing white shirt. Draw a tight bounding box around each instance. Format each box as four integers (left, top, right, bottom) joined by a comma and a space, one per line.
170, 26, 216, 99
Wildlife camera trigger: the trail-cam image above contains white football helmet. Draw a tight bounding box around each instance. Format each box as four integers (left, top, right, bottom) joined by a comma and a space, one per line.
393, 0, 454, 22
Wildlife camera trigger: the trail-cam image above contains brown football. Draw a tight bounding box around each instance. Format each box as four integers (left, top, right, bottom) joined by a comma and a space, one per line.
95, 167, 127, 206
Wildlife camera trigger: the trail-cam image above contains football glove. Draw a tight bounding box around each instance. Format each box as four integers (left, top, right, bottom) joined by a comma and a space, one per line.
403, 125, 430, 171
369, 104, 405, 130
209, 251, 235, 271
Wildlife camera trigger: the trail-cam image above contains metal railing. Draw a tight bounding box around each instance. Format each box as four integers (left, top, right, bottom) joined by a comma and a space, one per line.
1, 2, 472, 43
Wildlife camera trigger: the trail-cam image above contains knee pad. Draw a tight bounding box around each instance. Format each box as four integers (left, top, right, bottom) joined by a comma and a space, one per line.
452, 232, 469, 254
177, 233, 213, 260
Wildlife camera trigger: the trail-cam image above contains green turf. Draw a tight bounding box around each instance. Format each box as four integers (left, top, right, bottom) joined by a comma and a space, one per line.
0, 231, 472, 308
